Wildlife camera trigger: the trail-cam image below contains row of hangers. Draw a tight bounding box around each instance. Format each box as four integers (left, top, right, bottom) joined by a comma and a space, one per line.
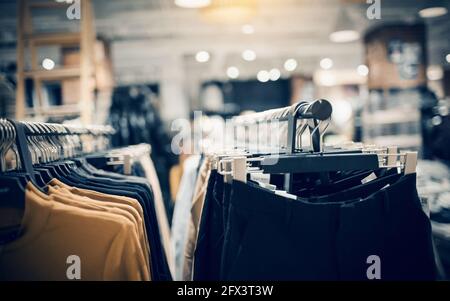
210, 99, 418, 194
0, 118, 153, 243
0, 118, 115, 172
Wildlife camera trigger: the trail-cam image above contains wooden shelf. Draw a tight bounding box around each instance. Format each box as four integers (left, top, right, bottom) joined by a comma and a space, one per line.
24, 67, 81, 80
367, 135, 422, 148
26, 105, 81, 117
362, 109, 420, 125
28, 2, 68, 9
24, 32, 81, 46
16, 0, 96, 123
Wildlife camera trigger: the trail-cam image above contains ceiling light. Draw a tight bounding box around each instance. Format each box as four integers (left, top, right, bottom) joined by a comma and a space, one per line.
175, 0, 211, 8
226, 66, 239, 79
357, 64, 369, 76
427, 65, 443, 81
329, 8, 360, 43
269, 68, 281, 81
330, 30, 360, 43
317, 71, 336, 87
419, 4, 448, 18
195, 51, 210, 63
320, 58, 333, 70
200, 0, 257, 24
241, 24, 254, 34
242, 49, 256, 61
257, 70, 270, 83
446, 54, 450, 63
284, 59, 298, 71
42, 58, 55, 70
332, 100, 353, 125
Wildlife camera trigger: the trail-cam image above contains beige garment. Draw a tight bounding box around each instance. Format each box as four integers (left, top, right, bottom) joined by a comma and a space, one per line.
0, 183, 149, 281
45, 184, 151, 276
47, 178, 151, 263
27, 182, 150, 280
49, 178, 146, 227
170, 164, 183, 201
138, 155, 174, 277
182, 156, 212, 280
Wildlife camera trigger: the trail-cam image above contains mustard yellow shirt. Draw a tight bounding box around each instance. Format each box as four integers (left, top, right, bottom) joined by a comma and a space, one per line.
0, 183, 149, 281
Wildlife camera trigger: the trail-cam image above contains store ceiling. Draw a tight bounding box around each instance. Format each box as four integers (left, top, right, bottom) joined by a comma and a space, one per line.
0, 0, 449, 84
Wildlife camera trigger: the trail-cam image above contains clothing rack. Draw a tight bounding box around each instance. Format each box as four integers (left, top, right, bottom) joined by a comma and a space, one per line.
184, 101, 432, 282
216, 99, 418, 193
0, 119, 173, 281
231, 99, 332, 154
0, 118, 115, 176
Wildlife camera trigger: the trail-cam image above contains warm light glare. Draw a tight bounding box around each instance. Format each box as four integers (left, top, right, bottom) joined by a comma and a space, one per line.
175, 0, 211, 8
242, 49, 256, 61
329, 30, 360, 43
427, 65, 443, 81
332, 100, 353, 125
357, 65, 369, 76
318, 72, 336, 86
320, 58, 333, 70
227, 66, 239, 79
200, 0, 257, 25
257, 70, 270, 83
269, 68, 281, 81
195, 51, 210, 63
42, 58, 55, 70
241, 24, 254, 34
284, 59, 298, 71
419, 7, 448, 18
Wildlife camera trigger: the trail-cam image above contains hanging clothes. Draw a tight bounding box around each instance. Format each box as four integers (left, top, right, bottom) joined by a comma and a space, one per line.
0, 182, 150, 281
138, 154, 174, 276
0, 120, 172, 281
108, 85, 177, 221
80, 157, 173, 281
183, 156, 213, 281
170, 155, 201, 280
186, 100, 437, 281
191, 167, 437, 281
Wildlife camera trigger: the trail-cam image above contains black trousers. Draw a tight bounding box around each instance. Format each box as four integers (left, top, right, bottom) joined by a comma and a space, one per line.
221, 174, 436, 280
193, 171, 225, 280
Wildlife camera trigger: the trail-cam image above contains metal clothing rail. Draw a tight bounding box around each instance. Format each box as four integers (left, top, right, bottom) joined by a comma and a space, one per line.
231, 99, 333, 154
0, 119, 115, 175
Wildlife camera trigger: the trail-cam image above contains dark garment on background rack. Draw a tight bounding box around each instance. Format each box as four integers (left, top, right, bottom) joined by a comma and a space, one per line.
219, 174, 435, 280
108, 86, 177, 222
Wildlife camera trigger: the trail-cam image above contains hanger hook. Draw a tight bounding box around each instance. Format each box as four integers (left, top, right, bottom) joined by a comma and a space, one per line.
309, 120, 322, 152
295, 120, 309, 152
319, 118, 331, 153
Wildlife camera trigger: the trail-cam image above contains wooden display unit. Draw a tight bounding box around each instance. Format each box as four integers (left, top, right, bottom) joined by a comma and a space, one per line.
15, 0, 99, 124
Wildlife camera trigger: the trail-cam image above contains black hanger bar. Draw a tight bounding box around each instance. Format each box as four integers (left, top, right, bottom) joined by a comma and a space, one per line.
261, 153, 380, 174
232, 99, 333, 154
286, 100, 332, 154
1, 120, 116, 172
7, 119, 36, 183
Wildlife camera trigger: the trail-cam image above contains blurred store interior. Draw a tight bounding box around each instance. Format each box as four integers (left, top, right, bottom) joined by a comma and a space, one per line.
0, 0, 450, 197
1, 0, 450, 279
1, 0, 449, 154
